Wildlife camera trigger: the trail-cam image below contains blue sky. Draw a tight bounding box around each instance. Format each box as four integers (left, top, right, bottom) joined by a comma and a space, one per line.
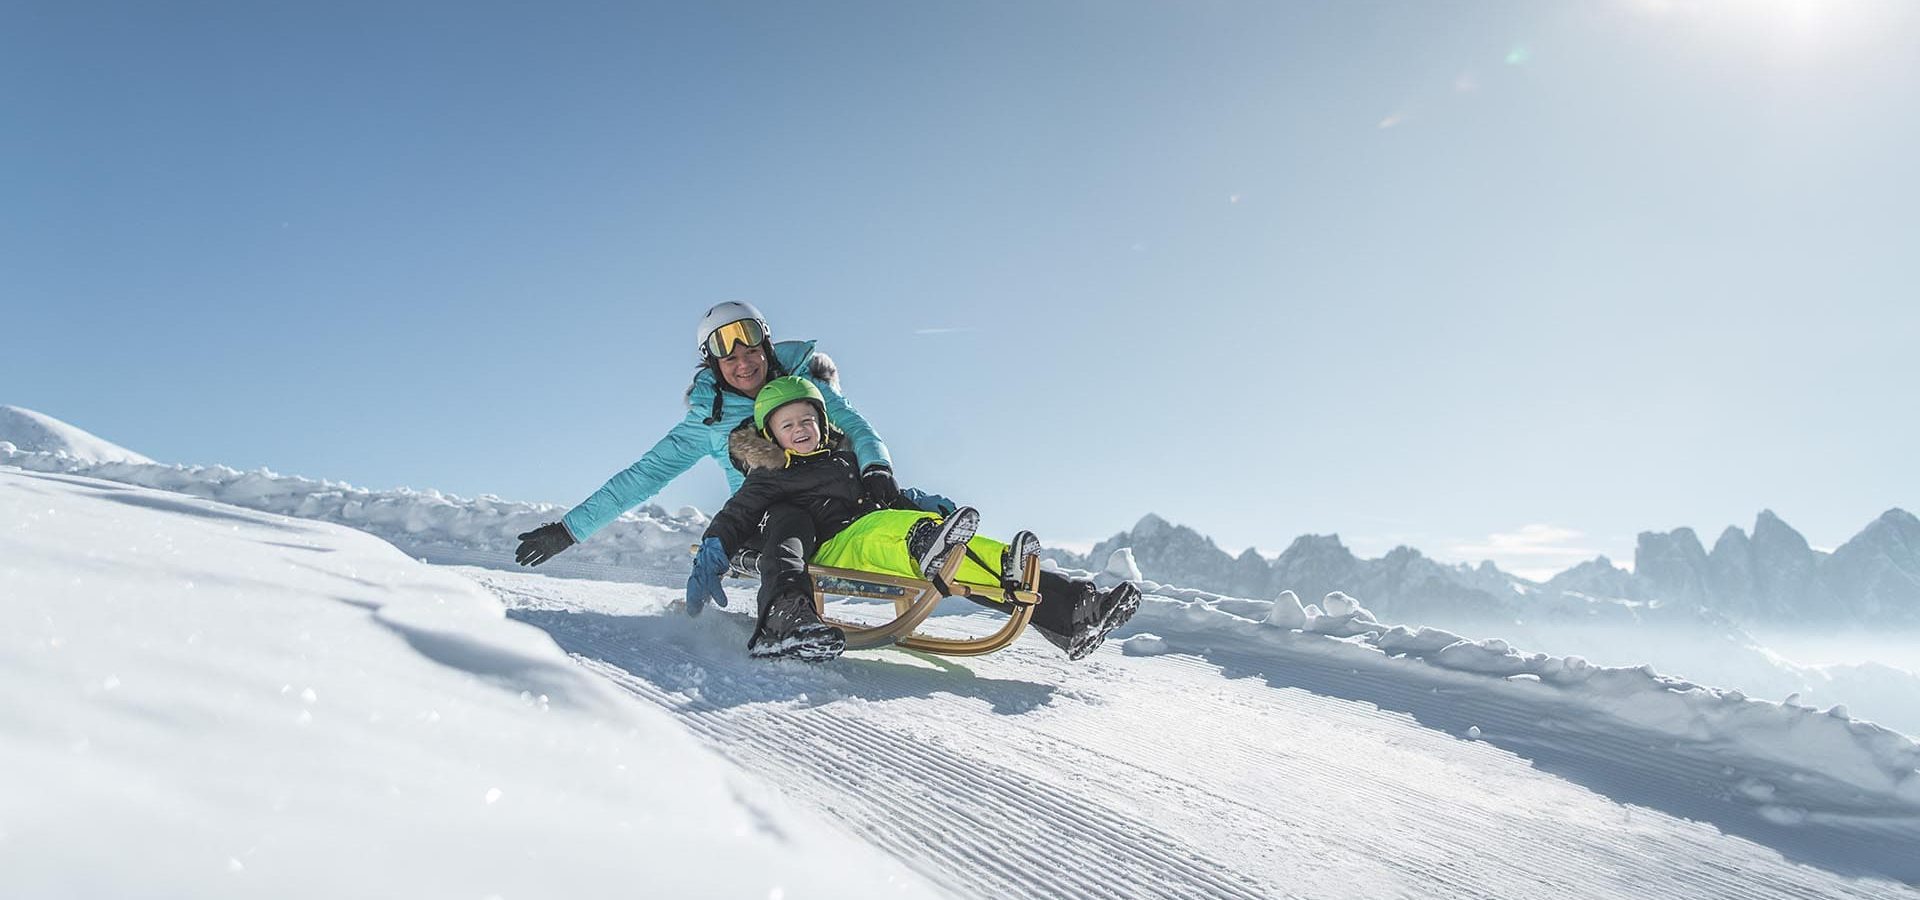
7, 1, 1917, 579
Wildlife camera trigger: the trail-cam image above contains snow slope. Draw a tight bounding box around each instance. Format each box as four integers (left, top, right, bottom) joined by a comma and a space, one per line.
470, 566, 1920, 897
0, 468, 939, 899
6, 454, 1920, 896
0, 405, 154, 464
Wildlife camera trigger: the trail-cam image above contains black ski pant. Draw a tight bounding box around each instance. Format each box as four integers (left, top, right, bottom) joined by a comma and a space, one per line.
753, 504, 818, 623
1030, 569, 1097, 638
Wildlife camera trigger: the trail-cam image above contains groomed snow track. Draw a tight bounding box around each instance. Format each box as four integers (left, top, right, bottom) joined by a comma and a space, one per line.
473, 569, 1920, 900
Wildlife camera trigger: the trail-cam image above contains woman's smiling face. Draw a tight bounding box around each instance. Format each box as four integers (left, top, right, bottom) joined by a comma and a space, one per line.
718, 343, 769, 394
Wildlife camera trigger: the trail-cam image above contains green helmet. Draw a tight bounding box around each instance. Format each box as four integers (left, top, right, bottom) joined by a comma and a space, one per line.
753, 376, 829, 438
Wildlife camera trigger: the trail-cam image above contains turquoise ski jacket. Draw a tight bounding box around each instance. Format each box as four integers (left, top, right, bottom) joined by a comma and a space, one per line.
560, 340, 891, 542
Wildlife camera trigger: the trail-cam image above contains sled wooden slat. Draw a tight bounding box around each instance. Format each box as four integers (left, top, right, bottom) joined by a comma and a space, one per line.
719, 545, 1042, 657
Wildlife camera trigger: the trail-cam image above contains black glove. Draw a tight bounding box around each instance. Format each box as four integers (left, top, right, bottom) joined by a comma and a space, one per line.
515, 522, 575, 566
861, 465, 902, 508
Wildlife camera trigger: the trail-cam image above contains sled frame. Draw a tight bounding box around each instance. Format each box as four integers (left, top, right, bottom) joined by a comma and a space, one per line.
724, 545, 1042, 656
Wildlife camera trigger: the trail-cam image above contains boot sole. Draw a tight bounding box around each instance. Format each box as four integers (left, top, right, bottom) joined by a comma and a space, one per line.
749, 626, 847, 662
1067, 583, 1142, 661
916, 507, 980, 579
1001, 531, 1041, 589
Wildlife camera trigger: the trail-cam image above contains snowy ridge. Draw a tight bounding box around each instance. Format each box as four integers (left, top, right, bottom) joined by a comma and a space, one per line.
1066, 552, 1920, 809
8, 446, 1917, 810
0, 405, 154, 464
0, 446, 704, 575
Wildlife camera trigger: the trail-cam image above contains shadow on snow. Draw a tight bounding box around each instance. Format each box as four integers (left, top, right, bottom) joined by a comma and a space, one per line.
508, 606, 1059, 716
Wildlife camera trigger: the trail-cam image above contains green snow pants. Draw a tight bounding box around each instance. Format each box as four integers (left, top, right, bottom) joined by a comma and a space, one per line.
813, 509, 1010, 587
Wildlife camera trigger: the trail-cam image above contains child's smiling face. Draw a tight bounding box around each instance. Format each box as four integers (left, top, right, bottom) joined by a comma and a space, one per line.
767, 401, 822, 453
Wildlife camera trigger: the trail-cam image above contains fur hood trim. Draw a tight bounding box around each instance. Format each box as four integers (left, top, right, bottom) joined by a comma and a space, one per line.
808, 351, 840, 391
727, 419, 846, 474
728, 424, 787, 473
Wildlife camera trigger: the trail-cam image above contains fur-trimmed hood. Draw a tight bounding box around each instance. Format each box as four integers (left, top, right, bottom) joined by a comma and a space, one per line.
727, 419, 848, 475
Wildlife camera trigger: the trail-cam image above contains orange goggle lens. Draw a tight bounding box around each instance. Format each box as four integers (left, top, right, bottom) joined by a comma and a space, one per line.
704, 319, 768, 358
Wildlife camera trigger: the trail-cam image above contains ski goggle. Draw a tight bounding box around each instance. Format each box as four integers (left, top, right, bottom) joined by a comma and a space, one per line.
703, 318, 769, 359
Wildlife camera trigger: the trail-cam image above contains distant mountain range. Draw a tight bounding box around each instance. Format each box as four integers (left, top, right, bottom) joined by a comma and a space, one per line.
9, 403, 1912, 628
1619, 509, 1920, 623
1046, 509, 1920, 628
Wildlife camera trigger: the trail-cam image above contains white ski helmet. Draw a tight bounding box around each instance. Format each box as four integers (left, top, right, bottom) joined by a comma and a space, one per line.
696, 301, 771, 360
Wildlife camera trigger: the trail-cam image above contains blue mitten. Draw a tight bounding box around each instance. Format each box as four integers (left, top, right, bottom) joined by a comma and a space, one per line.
686, 537, 731, 616
902, 487, 959, 516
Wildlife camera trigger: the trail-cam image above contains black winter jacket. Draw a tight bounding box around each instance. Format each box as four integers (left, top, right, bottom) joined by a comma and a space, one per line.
702, 425, 892, 554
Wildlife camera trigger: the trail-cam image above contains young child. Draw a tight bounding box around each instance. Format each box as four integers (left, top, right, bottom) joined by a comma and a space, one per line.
687, 376, 1044, 661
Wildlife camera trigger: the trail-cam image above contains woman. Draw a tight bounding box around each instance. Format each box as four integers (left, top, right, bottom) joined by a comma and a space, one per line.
515, 301, 1138, 660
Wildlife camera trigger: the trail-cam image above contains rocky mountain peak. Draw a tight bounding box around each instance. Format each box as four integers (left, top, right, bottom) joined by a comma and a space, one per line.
1383, 545, 1422, 563
1278, 533, 1353, 563
1751, 509, 1811, 552
1872, 508, 1918, 531
1823, 508, 1920, 617
1132, 513, 1172, 537
1712, 525, 1750, 555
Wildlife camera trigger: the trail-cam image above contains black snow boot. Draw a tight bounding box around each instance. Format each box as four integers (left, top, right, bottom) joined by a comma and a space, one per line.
905, 506, 980, 579
1034, 579, 1141, 661
748, 578, 846, 662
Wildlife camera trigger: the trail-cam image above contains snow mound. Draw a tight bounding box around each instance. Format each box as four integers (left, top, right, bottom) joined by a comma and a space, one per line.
1304, 591, 1381, 637
1102, 547, 1143, 581
0, 446, 703, 575
1121, 633, 1171, 656
1265, 589, 1308, 629
0, 405, 153, 464
0, 467, 937, 898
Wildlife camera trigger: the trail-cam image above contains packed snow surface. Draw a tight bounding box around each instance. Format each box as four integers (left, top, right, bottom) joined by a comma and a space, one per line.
473, 564, 1920, 897
0, 468, 937, 899
0, 405, 154, 464
8, 445, 1920, 896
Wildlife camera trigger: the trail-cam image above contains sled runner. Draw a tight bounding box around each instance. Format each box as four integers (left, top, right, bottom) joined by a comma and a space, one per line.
720, 543, 1043, 656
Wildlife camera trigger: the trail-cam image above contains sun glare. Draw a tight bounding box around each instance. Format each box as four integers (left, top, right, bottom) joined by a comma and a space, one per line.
1628, 0, 1902, 59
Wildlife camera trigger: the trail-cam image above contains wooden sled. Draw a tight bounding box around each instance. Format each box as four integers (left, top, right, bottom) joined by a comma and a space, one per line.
720, 543, 1043, 657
